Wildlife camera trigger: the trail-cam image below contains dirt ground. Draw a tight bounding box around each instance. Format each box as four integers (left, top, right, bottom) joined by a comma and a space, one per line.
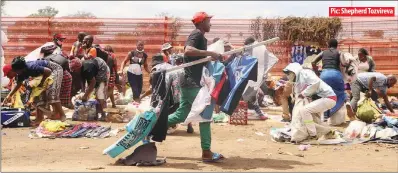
2, 115, 398, 172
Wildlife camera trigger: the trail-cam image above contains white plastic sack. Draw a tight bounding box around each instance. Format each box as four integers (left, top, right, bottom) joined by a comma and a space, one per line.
360, 124, 378, 140
1, 55, 10, 88
1, 30, 9, 87
328, 105, 346, 126
1, 30, 9, 57
184, 66, 215, 125
375, 128, 398, 139
207, 40, 225, 54
24, 42, 62, 62
344, 120, 366, 139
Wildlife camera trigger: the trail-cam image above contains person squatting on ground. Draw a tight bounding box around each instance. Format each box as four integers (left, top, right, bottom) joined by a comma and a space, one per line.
283, 63, 337, 138
349, 72, 397, 113
2, 56, 65, 126
120, 41, 150, 102
312, 39, 347, 124
167, 11, 225, 162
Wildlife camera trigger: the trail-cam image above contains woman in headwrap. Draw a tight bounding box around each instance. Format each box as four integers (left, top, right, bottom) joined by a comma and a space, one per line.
69, 58, 83, 97
2, 56, 65, 126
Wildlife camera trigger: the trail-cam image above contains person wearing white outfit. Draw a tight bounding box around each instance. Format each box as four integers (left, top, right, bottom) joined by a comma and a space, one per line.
283, 63, 337, 139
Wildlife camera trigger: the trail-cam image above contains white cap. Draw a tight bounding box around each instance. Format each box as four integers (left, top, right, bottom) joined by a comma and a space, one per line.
161, 43, 173, 51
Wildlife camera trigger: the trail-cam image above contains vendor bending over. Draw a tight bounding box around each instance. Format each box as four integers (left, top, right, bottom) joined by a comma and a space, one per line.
348, 72, 397, 113
2, 56, 65, 126
80, 56, 110, 121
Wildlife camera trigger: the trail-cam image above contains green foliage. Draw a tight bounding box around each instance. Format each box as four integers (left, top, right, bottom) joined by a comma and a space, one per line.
29, 6, 58, 17
250, 16, 343, 47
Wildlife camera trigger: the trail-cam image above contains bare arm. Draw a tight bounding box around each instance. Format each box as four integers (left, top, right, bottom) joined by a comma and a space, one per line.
382, 93, 395, 113
312, 52, 323, 76
38, 68, 52, 87
2, 82, 23, 105
120, 52, 132, 73
312, 52, 323, 66
82, 78, 96, 102
72, 42, 81, 57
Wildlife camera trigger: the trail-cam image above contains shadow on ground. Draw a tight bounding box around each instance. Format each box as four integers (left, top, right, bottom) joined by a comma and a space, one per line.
164, 156, 320, 170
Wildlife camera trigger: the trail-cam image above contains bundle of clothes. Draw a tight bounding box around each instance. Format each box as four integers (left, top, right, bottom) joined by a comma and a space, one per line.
29, 120, 116, 139
270, 108, 398, 145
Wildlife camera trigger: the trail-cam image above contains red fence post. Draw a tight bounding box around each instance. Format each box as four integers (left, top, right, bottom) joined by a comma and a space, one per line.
163, 16, 168, 44
47, 17, 52, 39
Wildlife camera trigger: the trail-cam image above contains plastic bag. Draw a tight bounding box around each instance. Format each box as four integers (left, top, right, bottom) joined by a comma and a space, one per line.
328, 105, 346, 126
356, 98, 381, 123
344, 120, 366, 139
183, 66, 215, 125
360, 124, 378, 140
72, 99, 98, 121
375, 128, 398, 139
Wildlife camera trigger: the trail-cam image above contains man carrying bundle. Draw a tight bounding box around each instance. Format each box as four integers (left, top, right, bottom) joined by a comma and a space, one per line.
167, 12, 224, 162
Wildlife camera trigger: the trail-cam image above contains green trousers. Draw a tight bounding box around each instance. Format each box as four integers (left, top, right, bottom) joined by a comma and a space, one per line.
168, 87, 211, 150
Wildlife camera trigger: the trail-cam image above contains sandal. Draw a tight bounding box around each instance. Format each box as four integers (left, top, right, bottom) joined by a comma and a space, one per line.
202, 153, 225, 163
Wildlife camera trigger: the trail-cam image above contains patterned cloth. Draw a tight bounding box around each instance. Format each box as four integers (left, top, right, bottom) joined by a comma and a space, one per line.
108, 73, 116, 88
35, 61, 63, 106
60, 70, 73, 107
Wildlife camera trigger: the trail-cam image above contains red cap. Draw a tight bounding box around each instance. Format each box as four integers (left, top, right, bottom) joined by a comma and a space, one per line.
54, 33, 66, 40
192, 12, 213, 24
3, 64, 12, 77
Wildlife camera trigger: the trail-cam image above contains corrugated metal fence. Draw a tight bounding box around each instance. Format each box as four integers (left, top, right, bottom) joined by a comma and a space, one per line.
1, 16, 397, 94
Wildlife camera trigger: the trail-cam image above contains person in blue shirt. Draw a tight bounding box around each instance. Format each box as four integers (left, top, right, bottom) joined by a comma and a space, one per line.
2, 56, 65, 126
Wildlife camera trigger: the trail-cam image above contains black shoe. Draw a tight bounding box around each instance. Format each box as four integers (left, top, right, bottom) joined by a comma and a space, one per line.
187, 124, 194, 134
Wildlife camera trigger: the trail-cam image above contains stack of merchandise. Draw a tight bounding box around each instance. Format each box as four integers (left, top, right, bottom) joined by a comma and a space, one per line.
29, 120, 115, 139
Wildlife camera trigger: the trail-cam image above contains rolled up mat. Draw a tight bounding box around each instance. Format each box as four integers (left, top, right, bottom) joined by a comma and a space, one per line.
103, 110, 157, 158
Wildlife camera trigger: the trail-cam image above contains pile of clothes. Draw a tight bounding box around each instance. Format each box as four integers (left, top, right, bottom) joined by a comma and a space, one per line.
29, 120, 115, 139
380, 96, 398, 110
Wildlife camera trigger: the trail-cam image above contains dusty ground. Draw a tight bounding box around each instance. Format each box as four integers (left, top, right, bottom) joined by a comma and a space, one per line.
2, 115, 398, 172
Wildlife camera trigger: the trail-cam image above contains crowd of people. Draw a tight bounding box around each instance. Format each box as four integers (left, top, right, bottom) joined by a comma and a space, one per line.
1, 11, 397, 162
279, 37, 397, 131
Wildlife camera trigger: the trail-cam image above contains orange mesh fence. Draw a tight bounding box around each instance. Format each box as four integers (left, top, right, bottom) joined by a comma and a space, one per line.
1, 16, 397, 94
